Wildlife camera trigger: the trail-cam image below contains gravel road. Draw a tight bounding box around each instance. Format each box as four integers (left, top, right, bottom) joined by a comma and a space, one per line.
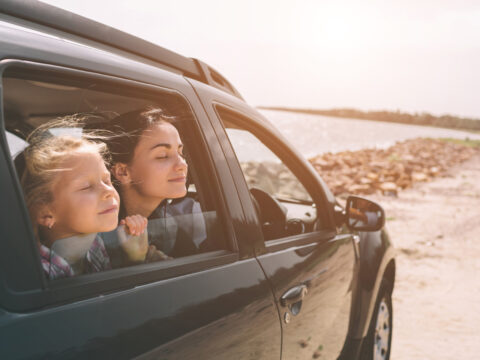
370, 154, 480, 359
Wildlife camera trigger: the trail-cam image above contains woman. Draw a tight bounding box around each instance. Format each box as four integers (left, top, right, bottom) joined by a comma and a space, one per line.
103, 108, 206, 264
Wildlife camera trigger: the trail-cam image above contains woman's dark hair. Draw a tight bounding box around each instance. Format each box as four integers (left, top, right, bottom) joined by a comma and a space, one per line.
103, 107, 176, 164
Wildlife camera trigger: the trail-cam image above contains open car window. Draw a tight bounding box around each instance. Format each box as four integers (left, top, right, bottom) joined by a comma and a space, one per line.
2, 63, 230, 285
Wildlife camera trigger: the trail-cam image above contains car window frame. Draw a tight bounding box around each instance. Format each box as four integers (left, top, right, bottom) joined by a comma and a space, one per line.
213, 104, 337, 252
0, 59, 239, 312
223, 126, 314, 204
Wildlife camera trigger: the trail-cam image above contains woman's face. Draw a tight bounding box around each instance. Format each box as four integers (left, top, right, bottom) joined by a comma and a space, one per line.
126, 122, 188, 204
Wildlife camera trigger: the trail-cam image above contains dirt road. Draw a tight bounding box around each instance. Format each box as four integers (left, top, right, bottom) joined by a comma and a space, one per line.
370, 154, 480, 359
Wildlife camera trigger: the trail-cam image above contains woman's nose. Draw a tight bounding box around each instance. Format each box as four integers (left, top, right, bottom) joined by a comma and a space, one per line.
175, 154, 188, 171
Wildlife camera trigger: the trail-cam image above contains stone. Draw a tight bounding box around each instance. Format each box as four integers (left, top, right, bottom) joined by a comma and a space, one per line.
411, 172, 428, 182
306, 138, 479, 197
367, 172, 379, 181
379, 182, 398, 196
429, 166, 440, 175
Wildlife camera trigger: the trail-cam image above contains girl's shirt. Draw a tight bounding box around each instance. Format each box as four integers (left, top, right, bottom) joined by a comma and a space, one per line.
39, 242, 74, 280
40, 234, 111, 280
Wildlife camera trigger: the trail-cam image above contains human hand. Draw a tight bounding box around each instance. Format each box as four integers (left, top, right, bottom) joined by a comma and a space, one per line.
146, 245, 173, 262
118, 215, 148, 262
120, 215, 147, 236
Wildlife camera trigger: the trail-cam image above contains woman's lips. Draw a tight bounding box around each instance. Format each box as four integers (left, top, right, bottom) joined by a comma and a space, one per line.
99, 205, 118, 215
168, 176, 186, 183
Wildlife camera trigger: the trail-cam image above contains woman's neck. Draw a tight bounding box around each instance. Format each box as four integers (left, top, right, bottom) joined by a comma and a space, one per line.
120, 188, 163, 218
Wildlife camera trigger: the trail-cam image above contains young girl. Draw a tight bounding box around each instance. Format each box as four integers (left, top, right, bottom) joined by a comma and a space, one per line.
21, 121, 149, 279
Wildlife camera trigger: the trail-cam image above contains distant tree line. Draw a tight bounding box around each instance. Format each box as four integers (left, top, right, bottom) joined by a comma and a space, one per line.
260, 107, 480, 132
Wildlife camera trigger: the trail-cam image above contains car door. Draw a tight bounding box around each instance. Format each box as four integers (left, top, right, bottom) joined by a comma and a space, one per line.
189, 81, 359, 360
218, 108, 357, 360
0, 57, 281, 359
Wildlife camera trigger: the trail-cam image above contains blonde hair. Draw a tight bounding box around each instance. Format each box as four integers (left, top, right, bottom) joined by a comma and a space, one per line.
20, 116, 109, 227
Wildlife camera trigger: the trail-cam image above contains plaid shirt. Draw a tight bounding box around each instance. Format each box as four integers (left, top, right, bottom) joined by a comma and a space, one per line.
148, 198, 206, 256
39, 242, 74, 280
84, 235, 112, 273
39, 234, 111, 280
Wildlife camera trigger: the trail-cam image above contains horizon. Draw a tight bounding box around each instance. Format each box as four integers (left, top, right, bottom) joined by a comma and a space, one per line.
41, 0, 480, 119
260, 106, 480, 121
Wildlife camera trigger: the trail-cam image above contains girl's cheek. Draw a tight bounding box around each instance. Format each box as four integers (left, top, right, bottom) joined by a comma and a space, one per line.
77, 192, 97, 204
113, 189, 120, 202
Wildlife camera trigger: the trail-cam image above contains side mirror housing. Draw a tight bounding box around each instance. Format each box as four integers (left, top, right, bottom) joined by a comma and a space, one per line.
345, 195, 385, 232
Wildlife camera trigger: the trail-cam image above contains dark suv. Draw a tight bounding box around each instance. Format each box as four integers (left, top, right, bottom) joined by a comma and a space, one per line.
0, 2, 395, 359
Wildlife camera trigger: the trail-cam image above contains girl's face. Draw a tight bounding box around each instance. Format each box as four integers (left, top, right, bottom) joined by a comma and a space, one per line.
126, 122, 188, 203
48, 150, 120, 239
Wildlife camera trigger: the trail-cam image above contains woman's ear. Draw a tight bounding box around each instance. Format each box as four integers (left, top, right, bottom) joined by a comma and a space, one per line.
112, 163, 131, 185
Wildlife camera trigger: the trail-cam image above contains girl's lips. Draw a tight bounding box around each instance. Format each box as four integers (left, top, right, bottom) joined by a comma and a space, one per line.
99, 205, 119, 215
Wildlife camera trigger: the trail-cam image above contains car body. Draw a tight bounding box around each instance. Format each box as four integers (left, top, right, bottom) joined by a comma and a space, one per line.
0, 2, 395, 359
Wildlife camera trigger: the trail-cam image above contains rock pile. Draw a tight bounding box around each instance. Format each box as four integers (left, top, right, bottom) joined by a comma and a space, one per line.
241, 161, 312, 201
309, 138, 479, 197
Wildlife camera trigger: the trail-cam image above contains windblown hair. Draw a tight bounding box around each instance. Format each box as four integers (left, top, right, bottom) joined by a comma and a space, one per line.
20, 115, 109, 226
101, 107, 176, 165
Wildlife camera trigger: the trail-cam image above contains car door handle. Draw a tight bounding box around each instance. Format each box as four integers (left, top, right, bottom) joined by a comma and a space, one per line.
280, 284, 308, 307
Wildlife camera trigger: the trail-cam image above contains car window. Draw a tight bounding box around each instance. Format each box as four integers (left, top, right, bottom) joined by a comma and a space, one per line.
217, 109, 320, 241
5, 131, 28, 157
227, 128, 312, 203
2, 64, 229, 283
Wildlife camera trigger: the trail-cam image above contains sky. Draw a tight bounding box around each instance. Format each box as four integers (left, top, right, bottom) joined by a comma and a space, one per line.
41, 0, 480, 119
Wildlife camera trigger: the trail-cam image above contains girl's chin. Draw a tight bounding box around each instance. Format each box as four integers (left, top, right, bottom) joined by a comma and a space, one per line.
97, 217, 120, 233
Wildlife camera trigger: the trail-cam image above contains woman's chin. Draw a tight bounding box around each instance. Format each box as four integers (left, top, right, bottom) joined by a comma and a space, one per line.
165, 186, 187, 199
172, 189, 187, 199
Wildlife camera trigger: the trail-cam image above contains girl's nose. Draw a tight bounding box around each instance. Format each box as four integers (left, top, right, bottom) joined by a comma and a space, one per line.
101, 182, 116, 199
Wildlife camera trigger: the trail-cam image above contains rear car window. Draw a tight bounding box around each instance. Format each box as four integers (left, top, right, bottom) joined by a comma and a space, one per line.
2, 63, 229, 284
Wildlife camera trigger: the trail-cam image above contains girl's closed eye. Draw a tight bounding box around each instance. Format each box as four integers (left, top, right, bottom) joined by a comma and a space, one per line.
103, 174, 112, 185
79, 183, 93, 191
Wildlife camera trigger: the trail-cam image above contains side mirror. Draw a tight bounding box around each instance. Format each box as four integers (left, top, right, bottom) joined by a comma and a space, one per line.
346, 196, 385, 231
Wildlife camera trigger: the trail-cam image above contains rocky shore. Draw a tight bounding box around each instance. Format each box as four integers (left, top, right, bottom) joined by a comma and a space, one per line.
309, 138, 480, 197
373, 153, 480, 359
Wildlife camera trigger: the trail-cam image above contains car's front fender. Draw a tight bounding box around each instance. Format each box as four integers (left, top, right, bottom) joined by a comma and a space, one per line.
349, 227, 396, 340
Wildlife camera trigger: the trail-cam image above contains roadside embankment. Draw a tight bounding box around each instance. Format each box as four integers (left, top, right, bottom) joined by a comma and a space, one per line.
308, 138, 480, 197
369, 152, 480, 359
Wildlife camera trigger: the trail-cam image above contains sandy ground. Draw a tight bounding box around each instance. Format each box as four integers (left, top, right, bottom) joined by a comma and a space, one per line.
369, 153, 480, 359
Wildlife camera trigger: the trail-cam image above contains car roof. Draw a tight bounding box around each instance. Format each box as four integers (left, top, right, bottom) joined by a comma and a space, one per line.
0, 0, 243, 100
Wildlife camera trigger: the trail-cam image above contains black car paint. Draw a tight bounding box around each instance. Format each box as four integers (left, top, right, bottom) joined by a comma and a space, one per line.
187, 79, 394, 358
352, 229, 396, 338
1, 258, 281, 359
0, 4, 395, 360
